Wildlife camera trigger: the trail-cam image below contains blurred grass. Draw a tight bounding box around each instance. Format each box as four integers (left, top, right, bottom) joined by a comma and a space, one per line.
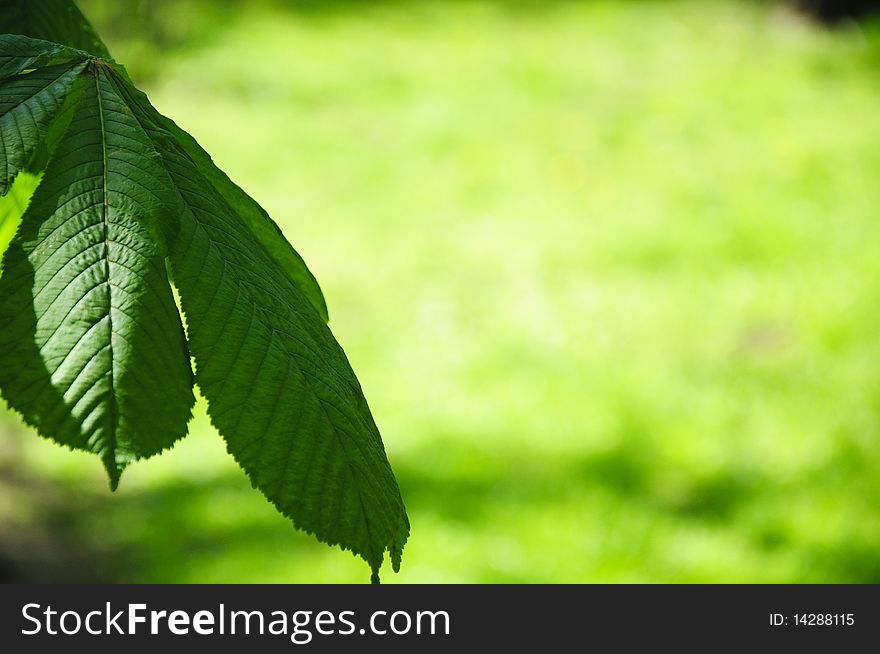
3, 0, 880, 582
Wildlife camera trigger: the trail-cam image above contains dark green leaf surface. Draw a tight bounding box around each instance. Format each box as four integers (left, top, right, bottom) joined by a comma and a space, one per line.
111, 75, 408, 579
0, 59, 88, 196
0, 61, 194, 486
161, 120, 329, 322
0, 27, 409, 579
0, 33, 84, 79
0, 0, 110, 58
0, 36, 89, 196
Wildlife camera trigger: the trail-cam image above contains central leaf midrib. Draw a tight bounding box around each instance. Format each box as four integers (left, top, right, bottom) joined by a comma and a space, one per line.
92, 61, 120, 481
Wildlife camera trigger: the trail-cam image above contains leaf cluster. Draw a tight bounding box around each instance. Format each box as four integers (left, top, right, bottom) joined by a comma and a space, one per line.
0, 1, 407, 581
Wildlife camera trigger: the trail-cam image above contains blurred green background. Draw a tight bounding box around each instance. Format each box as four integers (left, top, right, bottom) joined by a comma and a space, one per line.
2, 0, 880, 583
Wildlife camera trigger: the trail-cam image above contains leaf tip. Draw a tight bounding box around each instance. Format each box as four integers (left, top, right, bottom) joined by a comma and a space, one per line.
102, 457, 122, 491
390, 512, 409, 573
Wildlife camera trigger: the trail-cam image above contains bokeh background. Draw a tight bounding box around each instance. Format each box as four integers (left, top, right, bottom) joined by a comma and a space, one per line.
2, 0, 880, 583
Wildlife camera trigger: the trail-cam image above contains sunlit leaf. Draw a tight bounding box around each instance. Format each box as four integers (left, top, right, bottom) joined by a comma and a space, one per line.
0, 25, 408, 580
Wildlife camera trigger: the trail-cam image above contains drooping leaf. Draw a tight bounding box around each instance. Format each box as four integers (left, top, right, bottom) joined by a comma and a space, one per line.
0, 25, 409, 580
0, 60, 194, 486
109, 73, 409, 579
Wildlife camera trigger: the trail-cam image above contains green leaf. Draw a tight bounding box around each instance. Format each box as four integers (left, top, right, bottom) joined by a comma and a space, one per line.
0, 24, 408, 580
109, 72, 409, 580
0, 0, 110, 59
0, 61, 194, 487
